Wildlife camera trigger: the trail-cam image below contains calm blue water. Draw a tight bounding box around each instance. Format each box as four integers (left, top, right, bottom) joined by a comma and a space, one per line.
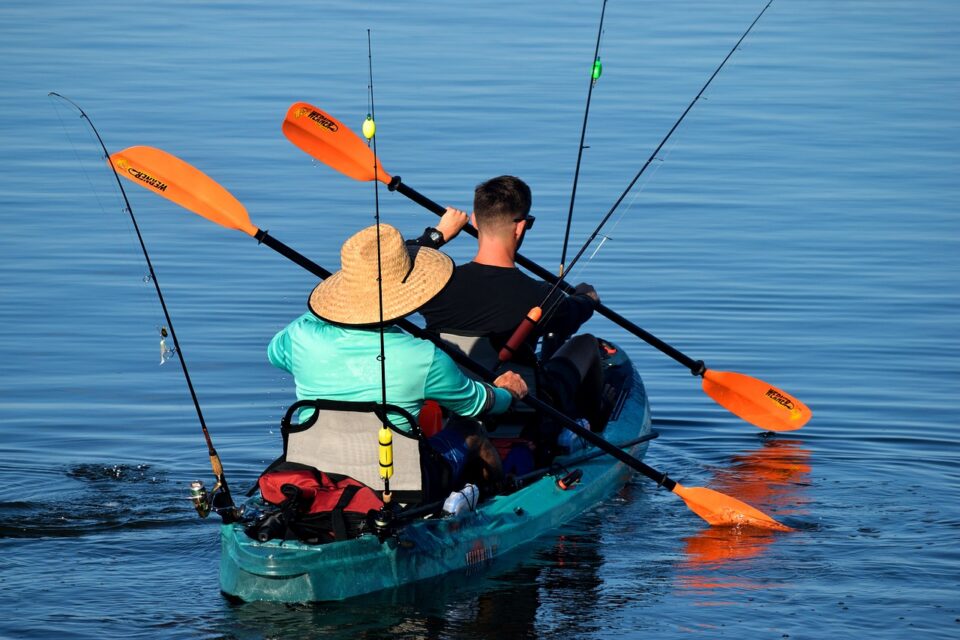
2, 0, 958, 637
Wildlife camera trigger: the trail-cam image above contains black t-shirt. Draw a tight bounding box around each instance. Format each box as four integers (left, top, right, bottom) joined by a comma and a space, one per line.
419, 262, 596, 355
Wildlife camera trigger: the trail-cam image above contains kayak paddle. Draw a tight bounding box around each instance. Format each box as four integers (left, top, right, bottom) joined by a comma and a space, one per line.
280, 101, 811, 433
107, 144, 793, 531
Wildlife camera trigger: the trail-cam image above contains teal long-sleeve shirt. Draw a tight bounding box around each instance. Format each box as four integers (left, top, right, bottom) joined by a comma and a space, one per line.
267, 313, 513, 431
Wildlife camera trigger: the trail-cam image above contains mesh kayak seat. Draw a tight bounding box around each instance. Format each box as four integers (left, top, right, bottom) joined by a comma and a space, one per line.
279, 398, 433, 506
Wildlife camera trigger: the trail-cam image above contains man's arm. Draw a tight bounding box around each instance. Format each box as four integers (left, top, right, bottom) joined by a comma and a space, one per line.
407, 207, 470, 249
541, 285, 598, 335
538, 284, 599, 359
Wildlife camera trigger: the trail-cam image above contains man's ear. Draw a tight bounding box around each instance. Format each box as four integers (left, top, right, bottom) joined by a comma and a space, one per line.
514, 220, 526, 241
470, 212, 477, 228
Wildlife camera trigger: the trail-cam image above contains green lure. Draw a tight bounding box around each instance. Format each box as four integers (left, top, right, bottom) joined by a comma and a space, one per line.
592, 56, 603, 85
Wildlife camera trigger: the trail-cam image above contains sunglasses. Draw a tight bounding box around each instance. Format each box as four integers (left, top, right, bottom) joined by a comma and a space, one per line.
513, 214, 536, 230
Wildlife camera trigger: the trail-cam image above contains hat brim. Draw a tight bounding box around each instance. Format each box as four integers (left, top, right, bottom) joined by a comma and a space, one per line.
308, 245, 453, 326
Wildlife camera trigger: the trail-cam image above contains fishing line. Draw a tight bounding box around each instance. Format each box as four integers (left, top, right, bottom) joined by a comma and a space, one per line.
570, 64, 726, 291
48, 92, 238, 521
540, 143, 682, 327
584, 129, 682, 258
48, 98, 147, 285
51, 97, 174, 366
49, 100, 117, 217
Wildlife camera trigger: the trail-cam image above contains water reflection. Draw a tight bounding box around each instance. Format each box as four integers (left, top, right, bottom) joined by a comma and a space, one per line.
222, 530, 606, 639
678, 438, 811, 590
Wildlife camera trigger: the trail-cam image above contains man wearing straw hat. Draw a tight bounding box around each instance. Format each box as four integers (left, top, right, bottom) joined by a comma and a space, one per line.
267, 223, 527, 496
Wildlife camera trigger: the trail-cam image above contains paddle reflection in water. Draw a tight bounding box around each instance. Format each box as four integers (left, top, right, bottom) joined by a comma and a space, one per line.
677, 439, 811, 592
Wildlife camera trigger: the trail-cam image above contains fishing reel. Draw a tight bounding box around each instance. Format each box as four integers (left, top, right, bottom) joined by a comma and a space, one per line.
189, 480, 212, 518
189, 480, 241, 523
373, 503, 395, 543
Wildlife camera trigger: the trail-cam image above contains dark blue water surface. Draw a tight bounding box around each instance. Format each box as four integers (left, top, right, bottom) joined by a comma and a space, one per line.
2, 0, 958, 638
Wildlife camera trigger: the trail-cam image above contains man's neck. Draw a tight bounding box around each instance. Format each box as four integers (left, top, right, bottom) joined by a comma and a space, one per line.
473, 235, 517, 268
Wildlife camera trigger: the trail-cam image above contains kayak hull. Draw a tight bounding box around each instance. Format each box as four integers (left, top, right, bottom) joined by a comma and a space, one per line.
220, 345, 652, 603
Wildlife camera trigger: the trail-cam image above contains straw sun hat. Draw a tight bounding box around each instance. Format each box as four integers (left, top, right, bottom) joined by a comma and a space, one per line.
309, 223, 453, 326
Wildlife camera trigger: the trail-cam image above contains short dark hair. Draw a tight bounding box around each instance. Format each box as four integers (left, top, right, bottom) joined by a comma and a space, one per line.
473, 176, 532, 228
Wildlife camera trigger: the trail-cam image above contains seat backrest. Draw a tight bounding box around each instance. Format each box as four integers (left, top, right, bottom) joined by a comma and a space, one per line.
439, 332, 538, 404
281, 399, 425, 505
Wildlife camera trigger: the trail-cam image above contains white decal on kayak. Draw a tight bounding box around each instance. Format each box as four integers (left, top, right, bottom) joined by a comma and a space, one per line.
465, 540, 497, 568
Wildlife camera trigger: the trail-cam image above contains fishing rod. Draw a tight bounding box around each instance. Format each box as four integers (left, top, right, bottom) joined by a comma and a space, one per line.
363, 31, 399, 533
530, 0, 608, 355
365, 31, 387, 412
48, 93, 239, 523
549, 0, 776, 300
528, 1, 814, 438
559, 0, 607, 277
103, 144, 793, 531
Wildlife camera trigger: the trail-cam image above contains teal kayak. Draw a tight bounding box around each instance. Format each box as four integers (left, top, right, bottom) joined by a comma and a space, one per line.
219, 341, 652, 603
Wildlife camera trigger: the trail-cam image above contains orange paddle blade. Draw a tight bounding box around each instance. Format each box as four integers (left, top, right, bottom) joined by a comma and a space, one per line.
109, 146, 257, 237
702, 369, 811, 432
282, 101, 392, 184
672, 482, 792, 532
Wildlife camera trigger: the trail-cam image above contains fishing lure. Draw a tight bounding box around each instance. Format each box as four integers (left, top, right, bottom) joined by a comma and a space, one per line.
158, 326, 176, 365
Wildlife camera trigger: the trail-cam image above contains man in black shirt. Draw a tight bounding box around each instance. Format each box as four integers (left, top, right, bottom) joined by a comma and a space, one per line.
413, 176, 608, 438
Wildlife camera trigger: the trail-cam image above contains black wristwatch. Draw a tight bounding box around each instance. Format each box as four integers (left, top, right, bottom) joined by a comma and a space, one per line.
423, 226, 445, 248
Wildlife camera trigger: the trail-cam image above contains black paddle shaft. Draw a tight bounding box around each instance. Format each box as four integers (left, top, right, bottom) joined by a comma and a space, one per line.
387, 177, 706, 376
256, 230, 333, 279
253, 229, 678, 492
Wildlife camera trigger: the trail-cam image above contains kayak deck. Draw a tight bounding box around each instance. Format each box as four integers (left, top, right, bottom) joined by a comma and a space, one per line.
220, 346, 652, 603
